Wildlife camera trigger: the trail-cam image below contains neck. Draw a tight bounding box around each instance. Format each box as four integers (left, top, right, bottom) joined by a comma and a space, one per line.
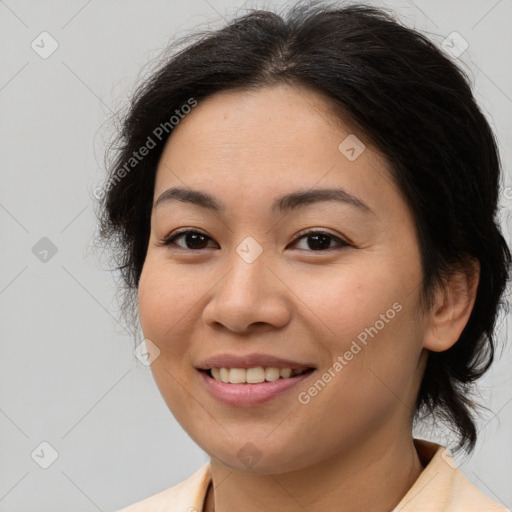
204, 432, 424, 512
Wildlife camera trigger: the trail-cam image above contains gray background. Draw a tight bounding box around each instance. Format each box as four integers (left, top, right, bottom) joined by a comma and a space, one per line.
0, 0, 511, 511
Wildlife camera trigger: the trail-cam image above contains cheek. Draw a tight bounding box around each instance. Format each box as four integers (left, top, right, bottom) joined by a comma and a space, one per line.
292, 259, 423, 395
288, 259, 399, 339
137, 259, 204, 418
313, 245, 422, 344
137, 257, 202, 352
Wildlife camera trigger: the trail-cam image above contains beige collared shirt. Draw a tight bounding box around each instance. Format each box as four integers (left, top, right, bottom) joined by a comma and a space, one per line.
116, 439, 510, 511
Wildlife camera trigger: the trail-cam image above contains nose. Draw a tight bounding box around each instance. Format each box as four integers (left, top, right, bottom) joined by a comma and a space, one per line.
201, 245, 291, 334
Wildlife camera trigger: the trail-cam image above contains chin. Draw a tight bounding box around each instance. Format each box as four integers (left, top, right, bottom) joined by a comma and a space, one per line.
202, 436, 320, 475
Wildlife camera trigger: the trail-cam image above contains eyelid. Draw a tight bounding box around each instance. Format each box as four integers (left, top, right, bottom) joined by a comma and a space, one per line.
159, 227, 352, 251
291, 228, 352, 246
158, 228, 217, 249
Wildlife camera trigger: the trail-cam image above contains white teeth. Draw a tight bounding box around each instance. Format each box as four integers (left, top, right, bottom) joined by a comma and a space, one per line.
246, 367, 265, 384
265, 367, 280, 381
280, 368, 292, 378
220, 368, 230, 383
209, 366, 309, 383
228, 368, 246, 384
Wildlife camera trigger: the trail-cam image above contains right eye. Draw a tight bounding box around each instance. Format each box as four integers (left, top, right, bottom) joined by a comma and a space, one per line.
159, 229, 219, 250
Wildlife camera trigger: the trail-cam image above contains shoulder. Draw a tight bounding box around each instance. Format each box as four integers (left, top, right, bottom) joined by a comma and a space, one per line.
115, 462, 211, 512
395, 439, 509, 512
443, 463, 509, 511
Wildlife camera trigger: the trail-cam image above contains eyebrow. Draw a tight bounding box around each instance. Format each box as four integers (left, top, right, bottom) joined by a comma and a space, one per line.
153, 186, 374, 215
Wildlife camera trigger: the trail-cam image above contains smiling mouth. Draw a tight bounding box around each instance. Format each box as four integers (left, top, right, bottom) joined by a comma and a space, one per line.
203, 366, 314, 384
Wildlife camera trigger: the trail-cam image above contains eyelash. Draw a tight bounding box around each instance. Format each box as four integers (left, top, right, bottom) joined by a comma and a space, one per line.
158, 229, 352, 252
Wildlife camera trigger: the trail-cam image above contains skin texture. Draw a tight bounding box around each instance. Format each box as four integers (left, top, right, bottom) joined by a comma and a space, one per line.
137, 83, 479, 512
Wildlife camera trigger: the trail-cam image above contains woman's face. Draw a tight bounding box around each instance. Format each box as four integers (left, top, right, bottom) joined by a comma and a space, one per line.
138, 83, 429, 473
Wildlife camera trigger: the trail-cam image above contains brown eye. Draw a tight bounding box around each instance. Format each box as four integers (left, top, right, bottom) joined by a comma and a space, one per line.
291, 230, 351, 251
161, 230, 217, 250
160, 229, 350, 252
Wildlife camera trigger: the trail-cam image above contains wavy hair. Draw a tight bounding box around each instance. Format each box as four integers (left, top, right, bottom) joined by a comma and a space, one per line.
94, 1, 511, 454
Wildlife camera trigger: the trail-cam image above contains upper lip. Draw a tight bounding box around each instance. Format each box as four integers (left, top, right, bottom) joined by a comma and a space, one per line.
196, 353, 315, 370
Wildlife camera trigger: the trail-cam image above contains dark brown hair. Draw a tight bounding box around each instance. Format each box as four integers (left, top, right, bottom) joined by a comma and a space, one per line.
94, 2, 511, 454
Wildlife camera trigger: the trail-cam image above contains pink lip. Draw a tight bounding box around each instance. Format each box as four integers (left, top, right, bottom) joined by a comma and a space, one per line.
199, 369, 314, 407
196, 352, 314, 370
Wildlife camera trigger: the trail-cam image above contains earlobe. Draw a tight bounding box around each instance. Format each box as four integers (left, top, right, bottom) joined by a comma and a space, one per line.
422, 259, 480, 353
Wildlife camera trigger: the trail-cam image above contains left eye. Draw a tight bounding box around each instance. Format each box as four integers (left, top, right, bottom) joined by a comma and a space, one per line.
291, 231, 350, 251
160, 230, 350, 251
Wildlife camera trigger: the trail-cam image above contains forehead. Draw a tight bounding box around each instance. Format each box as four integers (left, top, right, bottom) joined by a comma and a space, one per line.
158, 83, 352, 157
153, 84, 400, 218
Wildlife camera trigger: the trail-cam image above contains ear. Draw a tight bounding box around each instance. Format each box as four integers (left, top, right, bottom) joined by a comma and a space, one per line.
422, 258, 480, 352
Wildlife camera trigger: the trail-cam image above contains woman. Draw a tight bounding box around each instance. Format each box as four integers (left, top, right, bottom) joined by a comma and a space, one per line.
95, 2, 511, 511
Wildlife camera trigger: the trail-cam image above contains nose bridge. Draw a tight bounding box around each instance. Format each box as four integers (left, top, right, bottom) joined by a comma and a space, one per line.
203, 238, 290, 332
220, 239, 269, 303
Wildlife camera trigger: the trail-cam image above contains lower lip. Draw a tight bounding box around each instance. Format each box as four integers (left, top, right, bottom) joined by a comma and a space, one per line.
199, 370, 314, 407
